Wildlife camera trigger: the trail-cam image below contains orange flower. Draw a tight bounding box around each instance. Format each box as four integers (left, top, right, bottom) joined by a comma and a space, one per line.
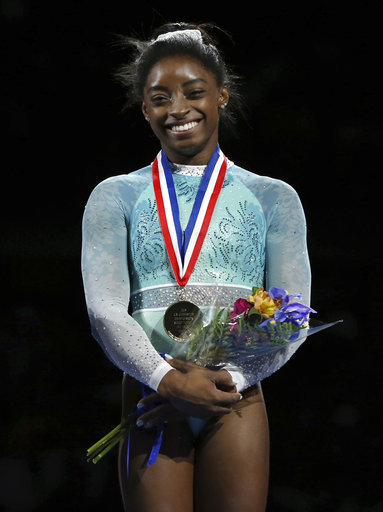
248, 287, 281, 319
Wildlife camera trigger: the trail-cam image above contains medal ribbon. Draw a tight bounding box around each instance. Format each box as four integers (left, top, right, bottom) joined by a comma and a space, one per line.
152, 144, 227, 286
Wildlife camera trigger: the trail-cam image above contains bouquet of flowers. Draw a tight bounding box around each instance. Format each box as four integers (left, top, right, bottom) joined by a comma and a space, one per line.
169, 286, 341, 382
87, 285, 341, 464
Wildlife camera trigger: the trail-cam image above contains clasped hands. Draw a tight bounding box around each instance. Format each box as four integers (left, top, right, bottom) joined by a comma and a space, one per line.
135, 358, 242, 429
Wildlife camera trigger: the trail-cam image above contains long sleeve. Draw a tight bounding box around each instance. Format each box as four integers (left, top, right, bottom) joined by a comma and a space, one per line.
81, 176, 173, 390
264, 181, 311, 305
229, 171, 312, 389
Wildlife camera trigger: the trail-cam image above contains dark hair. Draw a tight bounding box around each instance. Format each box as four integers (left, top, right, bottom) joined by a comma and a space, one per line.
114, 22, 244, 128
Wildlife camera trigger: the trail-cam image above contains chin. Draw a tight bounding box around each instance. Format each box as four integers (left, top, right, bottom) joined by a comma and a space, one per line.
163, 138, 216, 163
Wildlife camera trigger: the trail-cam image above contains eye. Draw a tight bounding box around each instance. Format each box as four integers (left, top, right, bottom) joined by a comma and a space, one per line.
151, 94, 171, 105
187, 89, 205, 99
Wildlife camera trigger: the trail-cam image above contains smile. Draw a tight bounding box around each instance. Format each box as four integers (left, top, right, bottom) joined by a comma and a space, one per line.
170, 121, 199, 133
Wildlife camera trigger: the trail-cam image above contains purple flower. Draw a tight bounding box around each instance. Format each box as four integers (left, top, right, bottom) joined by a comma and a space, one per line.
259, 318, 274, 328
269, 287, 288, 301
269, 287, 302, 306
275, 302, 317, 326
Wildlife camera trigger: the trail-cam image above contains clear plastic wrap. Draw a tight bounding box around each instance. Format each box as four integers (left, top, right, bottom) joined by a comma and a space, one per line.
168, 286, 342, 382
87, 285, 342, 464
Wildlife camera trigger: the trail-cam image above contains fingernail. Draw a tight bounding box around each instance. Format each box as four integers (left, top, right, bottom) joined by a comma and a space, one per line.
136, 402, 145, 410
136, 420, 144, 427
164, 353, 173, 359
239, 394, 243, 401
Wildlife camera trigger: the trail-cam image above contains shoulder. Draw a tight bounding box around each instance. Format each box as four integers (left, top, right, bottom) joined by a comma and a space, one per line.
83, 165, 154, 223
229, 162, 300, 199
91, 165, 152, 192
228, 162, 306, 223
86, 165, 152, 202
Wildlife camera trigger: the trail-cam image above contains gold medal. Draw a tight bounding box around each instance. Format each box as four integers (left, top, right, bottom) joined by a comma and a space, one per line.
163, 301, 202, 342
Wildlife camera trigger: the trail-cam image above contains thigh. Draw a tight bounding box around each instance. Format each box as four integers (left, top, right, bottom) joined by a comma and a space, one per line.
194, 384, 269, 512
119, 422, 195, 512
118, 375, 195, 512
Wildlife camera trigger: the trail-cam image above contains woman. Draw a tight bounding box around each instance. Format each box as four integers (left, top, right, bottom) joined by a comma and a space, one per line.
81, 22, 311, 511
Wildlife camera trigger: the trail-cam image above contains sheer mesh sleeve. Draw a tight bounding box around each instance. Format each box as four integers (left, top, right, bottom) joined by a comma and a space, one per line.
226, 171, 311, 390
81, 175, 173, 390
262, 179, 311, 305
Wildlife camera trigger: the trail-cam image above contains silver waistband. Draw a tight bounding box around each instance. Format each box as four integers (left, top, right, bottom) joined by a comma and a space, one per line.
130, 283, 252, 314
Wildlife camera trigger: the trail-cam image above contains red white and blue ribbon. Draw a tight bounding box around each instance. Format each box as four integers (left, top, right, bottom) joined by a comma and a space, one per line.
152, 144, 227, 286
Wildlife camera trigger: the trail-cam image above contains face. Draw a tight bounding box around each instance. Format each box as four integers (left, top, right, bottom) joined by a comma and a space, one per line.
142, 55, 229, 165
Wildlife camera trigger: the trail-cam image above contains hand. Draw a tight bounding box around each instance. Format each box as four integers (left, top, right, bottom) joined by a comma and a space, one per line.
134, 393, 183, 429
134, 359, 241, 428
155, 358, 242, 419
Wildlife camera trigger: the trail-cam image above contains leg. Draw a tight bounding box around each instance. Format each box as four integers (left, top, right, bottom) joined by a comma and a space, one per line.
118, 375, 195, 512
194, 383, 269, 512
119, 422, 195, 512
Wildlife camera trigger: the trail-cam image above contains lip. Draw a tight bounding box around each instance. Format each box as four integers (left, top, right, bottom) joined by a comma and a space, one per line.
165, 119, 201, 134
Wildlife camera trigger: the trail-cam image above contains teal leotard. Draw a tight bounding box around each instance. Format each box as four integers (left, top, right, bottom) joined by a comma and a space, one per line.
81, 158, 311, 393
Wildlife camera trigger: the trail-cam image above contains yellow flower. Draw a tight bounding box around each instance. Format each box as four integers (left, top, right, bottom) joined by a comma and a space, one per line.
248, 287, 281, 319
248, 286, 267, 301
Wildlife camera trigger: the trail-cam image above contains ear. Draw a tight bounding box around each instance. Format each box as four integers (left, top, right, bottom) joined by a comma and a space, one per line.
218, 86, 229, 109
142, 102, 150, 122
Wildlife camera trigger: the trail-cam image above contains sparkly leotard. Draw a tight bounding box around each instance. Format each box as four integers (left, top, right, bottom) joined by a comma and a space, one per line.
81, 158, 311, 393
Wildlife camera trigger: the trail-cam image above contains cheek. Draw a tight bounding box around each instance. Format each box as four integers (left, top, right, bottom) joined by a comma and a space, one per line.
205, 96, 220, 119
149, 122, 164, 140
147, 111, 165, 131
206, 105, 220, 128
201, 95, 219, 114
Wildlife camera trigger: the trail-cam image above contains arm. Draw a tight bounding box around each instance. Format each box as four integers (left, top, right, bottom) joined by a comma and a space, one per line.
264, 181, 311, 306
224, 176, 311, 390
81, 177, 173, 390
81, 176, 241, 413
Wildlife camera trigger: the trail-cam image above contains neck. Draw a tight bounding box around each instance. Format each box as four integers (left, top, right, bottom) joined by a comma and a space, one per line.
161, 140, 219, 166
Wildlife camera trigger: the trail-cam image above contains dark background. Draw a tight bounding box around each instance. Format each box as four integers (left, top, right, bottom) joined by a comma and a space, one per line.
1, 1, 381, 511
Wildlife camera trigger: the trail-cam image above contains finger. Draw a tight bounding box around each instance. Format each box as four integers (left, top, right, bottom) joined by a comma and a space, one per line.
165, 357, 195, 372
136, 404, 168, 426
211, 369, 241, 393
136, 403, 182, 428
137, 392, 166, 409
213, 376, 237, 392
216, 382, 238, 393
141, 410, 184, 428
214, 369, 236, 386
214, 389, 242, 405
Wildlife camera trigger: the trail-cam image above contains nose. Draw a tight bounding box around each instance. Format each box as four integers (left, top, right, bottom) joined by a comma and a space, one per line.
168, 93, 190, 119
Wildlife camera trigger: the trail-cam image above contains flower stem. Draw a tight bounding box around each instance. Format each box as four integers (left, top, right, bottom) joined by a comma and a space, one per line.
86, 423, 125, 463
90, 433, 124, 464
87, 423, 122, 454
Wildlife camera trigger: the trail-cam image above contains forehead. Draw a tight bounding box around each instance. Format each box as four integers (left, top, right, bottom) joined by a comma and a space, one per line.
144, 55, 218, 90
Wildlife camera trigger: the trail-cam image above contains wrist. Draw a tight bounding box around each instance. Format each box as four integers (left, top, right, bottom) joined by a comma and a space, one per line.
157, 368, 183, 398
148, 360, 175, 391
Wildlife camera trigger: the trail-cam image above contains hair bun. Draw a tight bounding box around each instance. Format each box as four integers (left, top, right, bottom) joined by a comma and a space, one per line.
152, 29, 203, 45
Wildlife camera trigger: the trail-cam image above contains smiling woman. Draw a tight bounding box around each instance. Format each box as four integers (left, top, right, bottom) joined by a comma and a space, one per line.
81, 21, 311, 512
115, 24, 242, 132
142, 55, 228, 163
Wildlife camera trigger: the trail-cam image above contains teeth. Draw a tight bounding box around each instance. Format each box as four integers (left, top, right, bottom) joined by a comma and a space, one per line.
171, 121, 198, 132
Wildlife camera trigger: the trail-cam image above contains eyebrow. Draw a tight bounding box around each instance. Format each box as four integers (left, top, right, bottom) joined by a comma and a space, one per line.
147, 77, 208, 93
183, 77, 208, 87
